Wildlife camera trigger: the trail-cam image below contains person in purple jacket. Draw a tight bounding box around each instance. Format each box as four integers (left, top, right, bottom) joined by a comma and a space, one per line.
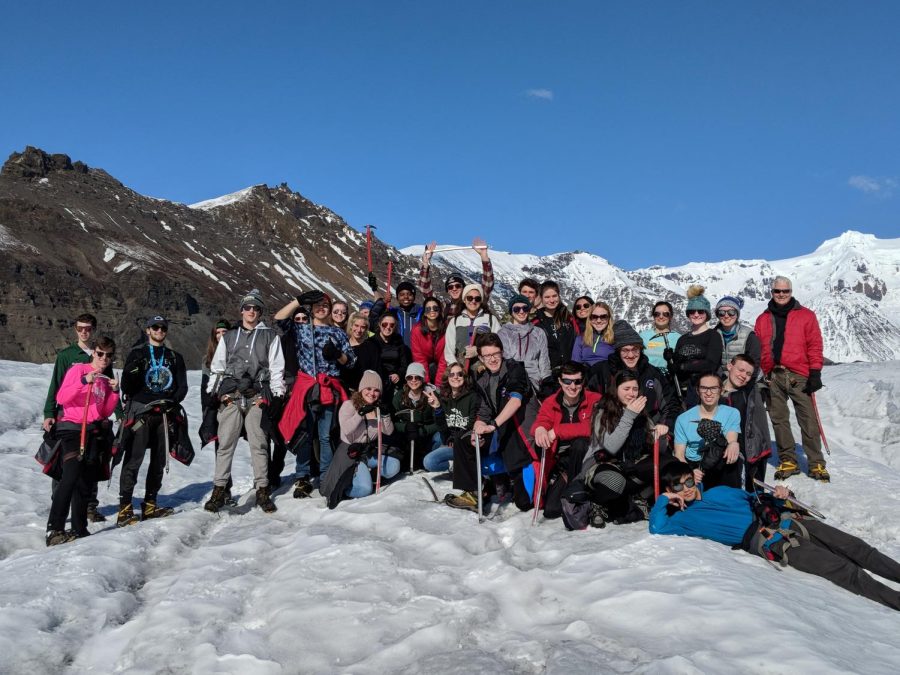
571, 301, 614, 366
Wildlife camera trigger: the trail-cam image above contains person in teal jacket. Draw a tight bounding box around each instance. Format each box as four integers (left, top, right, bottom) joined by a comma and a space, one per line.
640, 301, 681, 374
650, 461, 900, 611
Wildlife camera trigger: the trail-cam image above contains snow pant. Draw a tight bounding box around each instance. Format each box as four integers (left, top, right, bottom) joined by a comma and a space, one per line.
752, 518, 900, 611
744, 459, 767, 493
47, 436, 91, 536
700, 455, 743, 490
118, 412, 167, 505
215, 400, 269, 490
768, 367, 824, 468
295, 404, 335, 478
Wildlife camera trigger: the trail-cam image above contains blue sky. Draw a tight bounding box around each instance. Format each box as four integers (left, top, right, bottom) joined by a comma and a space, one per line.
2, 2, 898, 268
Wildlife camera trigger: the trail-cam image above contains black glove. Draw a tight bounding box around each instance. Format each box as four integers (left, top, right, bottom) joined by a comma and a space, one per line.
367, 272, 378, 292
297, 290, 325, 306
347, 442, 373, 461
803, 369, 823, 395
321, 340, 341, 362
357, 402, 377, 416
662, 348, 675, 364
378, 403, 392, 416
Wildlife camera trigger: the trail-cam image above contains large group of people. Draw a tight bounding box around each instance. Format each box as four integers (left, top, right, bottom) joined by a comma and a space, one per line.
37, 242, 900, 611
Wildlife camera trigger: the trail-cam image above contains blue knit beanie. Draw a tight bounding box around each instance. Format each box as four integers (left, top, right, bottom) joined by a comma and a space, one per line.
715, 295, 744, 317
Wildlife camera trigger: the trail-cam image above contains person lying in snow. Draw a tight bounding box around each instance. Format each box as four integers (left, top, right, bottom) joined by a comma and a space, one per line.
649, 461, 900, 611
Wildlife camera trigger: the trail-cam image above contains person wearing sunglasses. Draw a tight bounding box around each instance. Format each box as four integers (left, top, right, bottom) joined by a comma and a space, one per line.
498, 293, 551, 393
411, 296, 447, 386
118, 315, 188, 526
353, 310, 410, 401
672, 285, 724, 406
418, 238, 495, 320
640, 301, 682, 375
650, 461, 900, 612
530, 362, 601, 519
205, 289, 285, 514
571, 301, 615, 367
713, 295, 761, 379
443, 283, 501, 370
41, 312, 118, 523
391, 362, 443, 470
570, 295, 594, 335
754, 276, 828, 482
561, 370, 663, 530
422, 361, 480, 477
367, 280, 423, 349
46, 336, 120, 545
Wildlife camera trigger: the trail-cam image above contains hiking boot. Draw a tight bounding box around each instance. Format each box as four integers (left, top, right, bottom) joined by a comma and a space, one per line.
292, 477, 314, 499
116, 504, 140, 528
224, 490, 238, 507
589, 503, 609, 529
256, 487, 277, 513
774, 460, 800, 480
809, 464, 831, 482
444, 491, 478, 512
46, 530, 76, 547
204, 486, 228, 513
86, 504, 107, 523
631, 496, 650, 520
141, 500, 175, 520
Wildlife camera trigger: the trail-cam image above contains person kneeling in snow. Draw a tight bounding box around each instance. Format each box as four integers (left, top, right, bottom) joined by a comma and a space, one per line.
649, 461, 900, 611
320, 370, 401, 508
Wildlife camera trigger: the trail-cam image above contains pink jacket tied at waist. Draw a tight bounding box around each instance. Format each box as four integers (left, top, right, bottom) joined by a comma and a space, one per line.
56, 363, 120, 424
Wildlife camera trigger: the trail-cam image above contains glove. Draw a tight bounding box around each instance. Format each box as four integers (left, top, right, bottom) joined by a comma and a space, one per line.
367, 272, 378, 292
803, 369, 823, 395
662, 348, 675, 364
378, 403, 392, 416
297, 290, 325, 306
357, 402, 377, 416
347, 442, 373, 461
321, 340, 341, 362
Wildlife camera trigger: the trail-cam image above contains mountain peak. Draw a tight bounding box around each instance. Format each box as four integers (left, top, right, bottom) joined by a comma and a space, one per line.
816, 230, 878, 251
1, 146, 89, 179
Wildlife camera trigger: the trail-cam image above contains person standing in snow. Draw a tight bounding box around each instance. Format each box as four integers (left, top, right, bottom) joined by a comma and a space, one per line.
672, 285, 723, 406
498, 293, 551, 393
443, 284, 501, 371
41, 312, 117, 523
754, 276, 828, 482
116, 315, 188, 526
204, 290, 285, 513
368, 280, 422, 348
650, 461, 900, 611
410, 296, 447, 385
418, 237, 495, 320
640, 301, 682, 375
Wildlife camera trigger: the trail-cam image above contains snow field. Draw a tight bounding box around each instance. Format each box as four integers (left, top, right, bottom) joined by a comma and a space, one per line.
1, 360, 899, 673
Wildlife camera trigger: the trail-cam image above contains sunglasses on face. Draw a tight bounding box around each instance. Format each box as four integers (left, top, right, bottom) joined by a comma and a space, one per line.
464, 295, 482, 303
716, 309, 737, 318
75, 325, 94, 333
620, 347, 640, 356
424, 306, 441, 313
95, 350, 114, 359
772, 289, 791, 295
294, 316, 309, 323
242, 305, 261, 312
511, 305, 530, 314
406, 375, 424, 381
380, 322, 396, 330
574, 303, 591, 310
687, 309, 707, 316
653, 311, 671, 318
332, 309, 347, 316
590, 313, 609, 321
560, 377, 583, 386
448, 371, 464, 378
150, 325, 168, 332
446, 283, 463, 291
671, 477, 696, 492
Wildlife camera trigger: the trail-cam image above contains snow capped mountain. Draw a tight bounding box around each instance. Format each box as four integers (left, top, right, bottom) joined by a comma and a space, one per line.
402, 231, 900, 363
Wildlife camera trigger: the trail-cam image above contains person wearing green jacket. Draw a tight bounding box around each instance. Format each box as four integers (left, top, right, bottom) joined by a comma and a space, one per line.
391, 362, 442, 471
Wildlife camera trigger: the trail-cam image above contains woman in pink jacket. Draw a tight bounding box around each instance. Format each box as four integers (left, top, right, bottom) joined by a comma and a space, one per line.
46, 336, 120, 546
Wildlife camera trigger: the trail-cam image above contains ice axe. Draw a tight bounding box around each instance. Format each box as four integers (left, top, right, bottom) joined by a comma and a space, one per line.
375, 406, 384, 494
810, 393, 831, 456
365, 225, 378, 291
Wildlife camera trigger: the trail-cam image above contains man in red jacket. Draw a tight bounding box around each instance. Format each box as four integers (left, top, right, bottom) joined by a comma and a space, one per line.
754, 277, 828, 482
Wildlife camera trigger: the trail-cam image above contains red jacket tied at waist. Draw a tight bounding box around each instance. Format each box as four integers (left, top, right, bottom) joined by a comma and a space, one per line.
278, 372, 348, 441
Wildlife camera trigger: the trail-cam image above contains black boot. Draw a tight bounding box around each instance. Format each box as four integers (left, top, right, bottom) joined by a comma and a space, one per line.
204, 486, 228, 513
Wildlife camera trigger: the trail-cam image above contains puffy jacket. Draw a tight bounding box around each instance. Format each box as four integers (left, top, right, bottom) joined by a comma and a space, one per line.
587, 353, 682, 429
444, 310, 501, 366
531, 388, 601, 459
410, 326, 446, 384
497, 322, 551, 389
754, 302, 823, 376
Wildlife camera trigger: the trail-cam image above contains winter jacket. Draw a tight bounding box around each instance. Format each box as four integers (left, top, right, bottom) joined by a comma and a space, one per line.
639, 329, 682, 373
354, 333, 410, 386
43, 343, 118, 419
337, 399, 395, 444
587, 353, 681, 430
720, 383, 772, 465
410, 326, 447, 384
278, 319, 356, 379
648, 486, 759, 547
435, 389, 479, 443
571, 334, 614, 367
754, 300, 823, 377
532, 313, 577, 371
56, 363, 120, 424
122, 343, 188, 405
208, 322, 285, 396
473, 358, 535, 472
716, 324, 761, 377
444, 310, 502, 366
497, 322, 551, 390
673, 329, 724, 384
368, 300, 423, 348
531, 388, 601, 460
391, 389, 441, 439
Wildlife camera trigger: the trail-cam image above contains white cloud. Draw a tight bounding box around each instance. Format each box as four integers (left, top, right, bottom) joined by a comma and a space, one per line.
525, 88, 554, 101
848, 174, 898, 197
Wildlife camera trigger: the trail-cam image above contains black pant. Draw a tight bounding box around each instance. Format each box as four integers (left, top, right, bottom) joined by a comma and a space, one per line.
744, 459, 767, 492
52, 476, 99, 511
47, 439, 91, 536
763, 519, 900, 611
119, 414, 167, 504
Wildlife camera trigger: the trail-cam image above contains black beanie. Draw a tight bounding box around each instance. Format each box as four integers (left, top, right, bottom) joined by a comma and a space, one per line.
396, 280, 416, 296
445, 274, 465, 291
612, 320, 642, 351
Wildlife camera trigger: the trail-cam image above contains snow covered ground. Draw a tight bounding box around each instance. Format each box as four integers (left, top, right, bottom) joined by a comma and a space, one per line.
1, 360, 899, 674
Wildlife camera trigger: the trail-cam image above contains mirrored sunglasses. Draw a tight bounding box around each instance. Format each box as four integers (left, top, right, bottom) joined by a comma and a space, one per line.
672, 477, 696, 492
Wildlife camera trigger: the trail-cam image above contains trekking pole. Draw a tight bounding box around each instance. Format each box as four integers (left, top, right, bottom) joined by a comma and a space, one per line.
474, 431, 484, 523
79, 379, 96, 457
162, 407, 171, 474
810, 393, 831, 456
409, 408, 415, 474
375, 407, 384, 494
531, 446, 547, 526
653, 436, 661, 499
657, 332, 683, 406
366, 225, 374, 273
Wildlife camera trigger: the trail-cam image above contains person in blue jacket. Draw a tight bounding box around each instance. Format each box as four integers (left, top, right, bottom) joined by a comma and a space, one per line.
649, 461, 900, 611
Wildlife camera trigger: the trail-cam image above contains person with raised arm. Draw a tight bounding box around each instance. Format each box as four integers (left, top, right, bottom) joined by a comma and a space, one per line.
418, 237, 495, 319
443, 284, 501, 371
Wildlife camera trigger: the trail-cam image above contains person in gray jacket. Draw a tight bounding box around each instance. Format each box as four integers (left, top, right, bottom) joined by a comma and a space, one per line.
720, 353, 772, 491
498, 293, 551, 393
204, 290, 285, 514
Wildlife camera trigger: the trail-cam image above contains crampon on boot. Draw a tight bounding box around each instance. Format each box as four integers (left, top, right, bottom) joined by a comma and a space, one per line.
774, 460, 800, 480
45, 530, 76, 547
86, 504, 107, 523
141, 500, 175, 520
116, 504, 141, 528
256, 487, 277, 513
808, 464, 831, 482
444, 491, 478, 512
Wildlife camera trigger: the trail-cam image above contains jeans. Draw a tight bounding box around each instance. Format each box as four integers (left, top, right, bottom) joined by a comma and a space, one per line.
295, 405, 335, 477
347, 455, 401, 498
423, 445, 453, 472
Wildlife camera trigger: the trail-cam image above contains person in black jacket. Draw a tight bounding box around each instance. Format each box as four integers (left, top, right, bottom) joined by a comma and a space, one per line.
354, 311, 410, 401
118, 315, 188, 526
532, 280, 576, 371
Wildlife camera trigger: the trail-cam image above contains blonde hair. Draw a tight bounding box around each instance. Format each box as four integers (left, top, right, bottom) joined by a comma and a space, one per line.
582, 301, 614, 347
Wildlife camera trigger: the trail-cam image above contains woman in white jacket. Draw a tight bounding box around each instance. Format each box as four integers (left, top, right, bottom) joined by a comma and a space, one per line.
443, 283, 501, 371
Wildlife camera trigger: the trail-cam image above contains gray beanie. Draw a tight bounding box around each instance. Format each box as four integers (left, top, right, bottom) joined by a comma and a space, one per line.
612, 320, 642, 351
358, 370, 383, 392
240, 289, 265, 311
715, 295, 744, 317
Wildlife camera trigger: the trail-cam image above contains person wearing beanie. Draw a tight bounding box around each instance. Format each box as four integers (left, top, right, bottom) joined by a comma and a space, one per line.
391, 361, 442, 471
498, 293, 551, 391
754, 276, 828, 482
585, 319, 681, 448
640, 301, 682, 375
204, 290, 285, 515
714, 295, 761, 376
367, 279, 422, 349
358, 300, 375, 317
417, 238, 496, 320
320, 370, 401, 506
444, 282, 501, 369
672, 285, 723, 406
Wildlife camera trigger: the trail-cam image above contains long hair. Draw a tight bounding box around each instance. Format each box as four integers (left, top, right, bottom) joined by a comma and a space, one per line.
591, 370, 639, 443
350, 389, 380, 411
203, 319, 231, 368
539, 280, 571, 329
582, 301, 614, 347
439, 360, 470, 399
419, 295, 446, 338
331, 300, 349, 331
